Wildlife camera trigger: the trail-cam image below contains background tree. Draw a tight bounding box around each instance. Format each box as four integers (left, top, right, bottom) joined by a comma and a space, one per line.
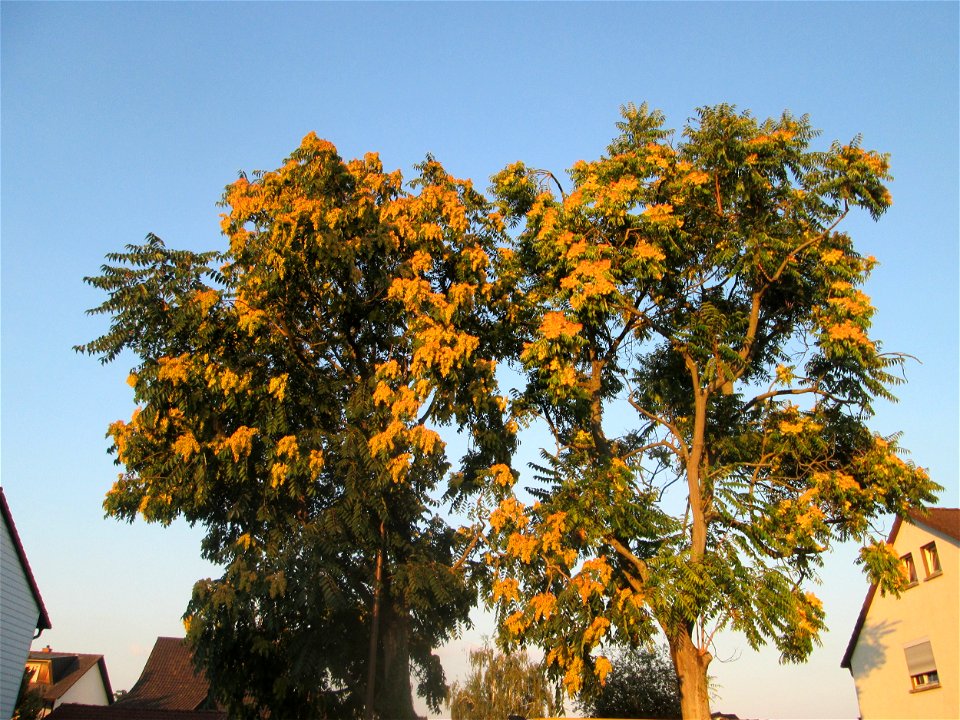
78, 136, 515, 718
484, 104, 939, 719
12, 669, 45, 720
448, 644, 562, 720
575, 644, 681, 719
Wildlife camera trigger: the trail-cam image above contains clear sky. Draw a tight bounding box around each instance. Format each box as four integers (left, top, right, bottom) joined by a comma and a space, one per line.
2, 2, 957, 718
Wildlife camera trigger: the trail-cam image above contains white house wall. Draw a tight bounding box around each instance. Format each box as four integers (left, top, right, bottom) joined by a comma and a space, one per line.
849, 519, 959, 719
0, 512, 42, 720
55, 665, 110, 709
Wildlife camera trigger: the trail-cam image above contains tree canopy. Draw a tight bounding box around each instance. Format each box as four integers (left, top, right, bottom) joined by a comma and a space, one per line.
483, 104, 938, 718
448, 644, 562, 720
80, 105, 938, 720
79, 136, 515, 718
575, 644, 681, 719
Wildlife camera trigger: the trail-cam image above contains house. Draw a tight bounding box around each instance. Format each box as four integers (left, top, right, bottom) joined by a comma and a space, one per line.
842, 507, 959, 719
25, 648, 113, 716
47, 637, 224, 720
112, 637, 215, 712
1, 487, 52, 720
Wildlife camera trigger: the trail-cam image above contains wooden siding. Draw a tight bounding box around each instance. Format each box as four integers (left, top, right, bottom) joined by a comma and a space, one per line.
1, 511, 42, 720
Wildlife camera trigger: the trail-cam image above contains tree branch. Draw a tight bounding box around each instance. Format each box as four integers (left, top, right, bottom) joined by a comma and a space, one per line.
605, 535, 651, 584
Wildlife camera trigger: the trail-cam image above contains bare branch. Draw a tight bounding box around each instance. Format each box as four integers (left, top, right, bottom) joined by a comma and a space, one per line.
628, 392, 690, 461
743, 385, 828, 411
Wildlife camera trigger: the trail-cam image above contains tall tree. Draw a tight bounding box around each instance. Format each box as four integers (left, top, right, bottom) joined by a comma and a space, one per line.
448, 644, 562, 720
484, 104, 939, 719
78, 135, 514, 718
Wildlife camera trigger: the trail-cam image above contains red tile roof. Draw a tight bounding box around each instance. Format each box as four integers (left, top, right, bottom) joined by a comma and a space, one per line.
114, 638, 211, 711
27, 651, 113, 704
841, 508, 959, 669
47, 705, 224, 720
910, 506, 960, 542
0, 487, 52, 630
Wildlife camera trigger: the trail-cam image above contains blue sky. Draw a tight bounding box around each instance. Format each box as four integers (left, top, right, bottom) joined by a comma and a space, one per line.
2, 2, 957, 717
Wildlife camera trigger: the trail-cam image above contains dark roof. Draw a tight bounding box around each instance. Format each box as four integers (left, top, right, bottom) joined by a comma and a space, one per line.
27, 651, 113, 703
910, 507, 960, 542
115, 638, 210, 711
0, 487, 52, 630
47, 704, 225, 720
841, 508, 959, 669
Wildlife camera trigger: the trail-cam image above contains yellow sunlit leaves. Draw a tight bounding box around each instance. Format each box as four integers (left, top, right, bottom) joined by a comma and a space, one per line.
560, 259, 616, 311
530, 592, 557, 622
582, 616, 610, 647
775, 364, 794, 385
270, 462, 288, 489
275, 435, 299, 459
826, 321, 873, 347
157, 355, 191, 385
172, 433, 200, 460
387, 453, 411, 484
298, 131, 337, 156
642, 203, 676, 223
539, 311, 583, 341
594, 655, 612, 686
562, 656, 584, 695
268, 375, 288, 401
504, 610, 529, 637
225, 426, 258, 461
409, 425, 443, 455
820, 248, 844, 265
490, 463, 516, 488
368, 420, 404, 456
411, 325, 480, 378
492, 577, 520, 604
506, 533, 538, 564
632, 239, 665, 263
490, 497, 528, 533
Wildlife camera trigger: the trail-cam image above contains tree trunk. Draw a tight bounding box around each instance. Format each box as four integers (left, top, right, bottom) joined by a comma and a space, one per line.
376, 596, 418, 720
363, 537, 385, 720
668, 629, 712, 720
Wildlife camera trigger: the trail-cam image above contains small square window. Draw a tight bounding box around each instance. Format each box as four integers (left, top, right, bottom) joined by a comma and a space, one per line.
901, 553, 918, 585
921, 542, 942, 577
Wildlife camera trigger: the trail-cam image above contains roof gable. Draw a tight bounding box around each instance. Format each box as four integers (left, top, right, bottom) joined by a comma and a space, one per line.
841, 507, 959, 669
909, 507, 960, 543
0, 488, 52, 630
27, 651, 113, 703
116, 638, 210, 711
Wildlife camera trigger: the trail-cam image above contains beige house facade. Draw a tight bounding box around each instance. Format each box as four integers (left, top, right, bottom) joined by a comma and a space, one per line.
842, 508, 959, 719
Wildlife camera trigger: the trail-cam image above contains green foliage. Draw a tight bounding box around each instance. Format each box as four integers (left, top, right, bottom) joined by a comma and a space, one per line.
484, 104, 939, 718
13, 669, 45, 720
79, 136, 514, 718
78, 106, 940, 720
448, 644, 562, 720
576, 644, 681, 719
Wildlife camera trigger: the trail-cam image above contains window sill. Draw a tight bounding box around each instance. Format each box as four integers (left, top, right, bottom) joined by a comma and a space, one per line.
924, 570, 943, 581
905, 581, 919, 589
910, 683, 941, 694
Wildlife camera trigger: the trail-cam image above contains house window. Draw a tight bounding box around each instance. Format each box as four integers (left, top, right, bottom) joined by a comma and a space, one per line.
901, 553, 918, 585
921, 542, 942, 577
904, 640, 940, 692
25, 660, 51, 685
